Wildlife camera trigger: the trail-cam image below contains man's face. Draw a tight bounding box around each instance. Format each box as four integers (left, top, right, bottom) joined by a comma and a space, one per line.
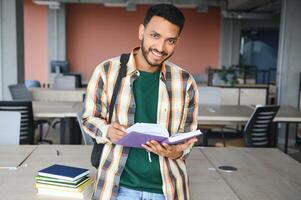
139, 16, 181, 67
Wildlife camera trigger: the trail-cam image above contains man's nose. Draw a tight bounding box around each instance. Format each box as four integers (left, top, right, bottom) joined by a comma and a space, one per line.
155, 39, 165, 53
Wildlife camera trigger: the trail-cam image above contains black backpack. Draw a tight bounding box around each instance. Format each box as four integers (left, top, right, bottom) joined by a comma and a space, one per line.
90, 53, 129, 168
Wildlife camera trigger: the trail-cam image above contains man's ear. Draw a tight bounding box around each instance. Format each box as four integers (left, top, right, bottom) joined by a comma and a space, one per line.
138, 24, 145, 40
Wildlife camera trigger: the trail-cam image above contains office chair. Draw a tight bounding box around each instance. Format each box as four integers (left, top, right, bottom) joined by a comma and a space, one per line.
0, 111, 21, 145
0, 101, 35, 144
243, 105, 280, 147
8, 84, 33, 101
8, 84, 53, 144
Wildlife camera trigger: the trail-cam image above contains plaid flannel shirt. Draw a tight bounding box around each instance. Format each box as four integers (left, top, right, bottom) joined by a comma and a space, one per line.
82, 48, 198, 200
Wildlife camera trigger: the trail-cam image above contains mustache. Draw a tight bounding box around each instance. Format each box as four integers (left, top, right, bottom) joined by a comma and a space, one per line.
150, 48, 167, 56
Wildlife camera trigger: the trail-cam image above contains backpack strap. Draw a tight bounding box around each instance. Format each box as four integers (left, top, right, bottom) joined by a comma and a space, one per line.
108, 53, 130, 123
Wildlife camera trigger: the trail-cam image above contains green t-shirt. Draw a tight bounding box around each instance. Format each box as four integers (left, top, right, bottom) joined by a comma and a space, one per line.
119, 70, 163, 194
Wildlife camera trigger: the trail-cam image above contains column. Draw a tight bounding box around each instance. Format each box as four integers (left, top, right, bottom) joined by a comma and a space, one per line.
277, 0, 301, 145
0, 0, 24, 100
48, 4, 66, 82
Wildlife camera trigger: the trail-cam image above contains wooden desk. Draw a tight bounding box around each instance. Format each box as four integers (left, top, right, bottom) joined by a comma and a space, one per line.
33, 101, 83, 118
200, 147, 301, 200
199, 105, 301, 124
0, 145, 96, 200
1, 146, 300, 200
0, 145, 36, 169
30, 88, 86, 102
198, 105, 301, 153
198, 105, 252, 125
188, 148, 239, 199
33, 101, 84, 144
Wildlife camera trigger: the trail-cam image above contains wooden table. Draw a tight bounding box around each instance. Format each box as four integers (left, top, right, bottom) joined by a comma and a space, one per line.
198, 105, 301, 153
199, 147, 301, 200
188, 148, 239, 199
33, 101, 84, 144
30, 88, 86, 102
198, 105, 301, 124
0, 145, 96, 200
0, 145, 37, 169
1, 146, 300, 200
33, 101, 83, 118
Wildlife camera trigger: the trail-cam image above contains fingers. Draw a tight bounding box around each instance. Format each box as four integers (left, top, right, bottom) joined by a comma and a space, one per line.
177, 137, 198, 151
142, 140, 166, 155
108, 122, 127, 143
112, 122, 126, 132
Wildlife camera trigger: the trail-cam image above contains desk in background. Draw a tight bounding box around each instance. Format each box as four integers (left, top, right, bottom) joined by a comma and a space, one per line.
33, 101, 83, 144
198, 105, 301, 153
29, 88, 86, 102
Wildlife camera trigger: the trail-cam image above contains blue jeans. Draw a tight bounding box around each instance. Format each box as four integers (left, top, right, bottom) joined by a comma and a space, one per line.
117, 186, 165, 200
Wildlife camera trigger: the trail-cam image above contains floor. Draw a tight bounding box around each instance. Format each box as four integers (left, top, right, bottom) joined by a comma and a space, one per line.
40, 124, 301, 163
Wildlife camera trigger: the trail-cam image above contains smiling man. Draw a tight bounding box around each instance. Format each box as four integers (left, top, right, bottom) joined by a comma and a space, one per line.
82, 4, 199, 200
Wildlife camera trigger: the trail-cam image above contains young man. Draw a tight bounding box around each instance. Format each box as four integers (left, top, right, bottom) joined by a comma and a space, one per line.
82, 4, 198, 200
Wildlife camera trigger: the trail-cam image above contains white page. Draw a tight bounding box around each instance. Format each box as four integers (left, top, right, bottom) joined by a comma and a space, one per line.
166, 130, 202, 144
126, 123, 169, 137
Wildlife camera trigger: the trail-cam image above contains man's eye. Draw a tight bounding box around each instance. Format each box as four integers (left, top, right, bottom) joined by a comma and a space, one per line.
168, 39, 176, 45
151, 34, 159, 38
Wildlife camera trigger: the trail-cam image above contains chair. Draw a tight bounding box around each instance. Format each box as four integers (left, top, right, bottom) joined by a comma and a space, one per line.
0, 101, 35, 144
76, 113, 93, 145
8, 84, 53, 144
8, 84, 33, 100
243, 105, 279, 147
0, 111, 21, 145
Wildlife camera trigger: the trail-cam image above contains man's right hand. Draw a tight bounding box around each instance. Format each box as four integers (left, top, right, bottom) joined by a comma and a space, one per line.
107, 122, 127, 143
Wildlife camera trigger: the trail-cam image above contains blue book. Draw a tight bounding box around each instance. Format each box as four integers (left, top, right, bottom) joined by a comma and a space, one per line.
38, 164, 89, 182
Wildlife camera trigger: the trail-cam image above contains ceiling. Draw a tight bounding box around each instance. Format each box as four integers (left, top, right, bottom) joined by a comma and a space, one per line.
33, 0, 281, 17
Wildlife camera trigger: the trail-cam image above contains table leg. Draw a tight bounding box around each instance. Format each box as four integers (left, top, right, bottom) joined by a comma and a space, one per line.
59, 117, 81, 144
284, 122, 289, 154
60, 118, 66, 144
69, 118, 81, 144
203, 131, 208, 146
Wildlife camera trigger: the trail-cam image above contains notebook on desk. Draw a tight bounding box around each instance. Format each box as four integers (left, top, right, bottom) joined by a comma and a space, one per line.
38, 164, 89, 182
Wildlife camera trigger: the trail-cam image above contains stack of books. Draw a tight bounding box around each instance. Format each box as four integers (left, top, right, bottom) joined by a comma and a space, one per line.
35, 164, 93, 199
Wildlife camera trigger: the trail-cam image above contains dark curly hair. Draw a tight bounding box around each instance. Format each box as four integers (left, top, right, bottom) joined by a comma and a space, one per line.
144, 4, 185, 34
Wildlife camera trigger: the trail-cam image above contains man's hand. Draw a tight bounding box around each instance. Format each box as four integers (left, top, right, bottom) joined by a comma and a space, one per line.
107, 122, 127, 143
141, 137, 197, 160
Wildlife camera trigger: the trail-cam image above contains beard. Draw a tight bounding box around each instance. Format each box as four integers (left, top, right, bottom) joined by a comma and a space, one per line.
141, 39, 174, 67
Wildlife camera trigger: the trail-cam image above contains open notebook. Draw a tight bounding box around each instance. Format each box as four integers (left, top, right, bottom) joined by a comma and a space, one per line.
116, 123, 202, 148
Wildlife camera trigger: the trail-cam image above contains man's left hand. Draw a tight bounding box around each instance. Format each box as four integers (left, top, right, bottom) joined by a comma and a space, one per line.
141, 137, 197, 160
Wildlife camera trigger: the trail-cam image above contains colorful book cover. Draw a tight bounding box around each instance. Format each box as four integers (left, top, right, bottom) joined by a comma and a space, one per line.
36, 177, 90, 188
35, 175, 88, 185
38, 164, 89, 182
35, 178, 92, 193
36, 179, 93, 199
